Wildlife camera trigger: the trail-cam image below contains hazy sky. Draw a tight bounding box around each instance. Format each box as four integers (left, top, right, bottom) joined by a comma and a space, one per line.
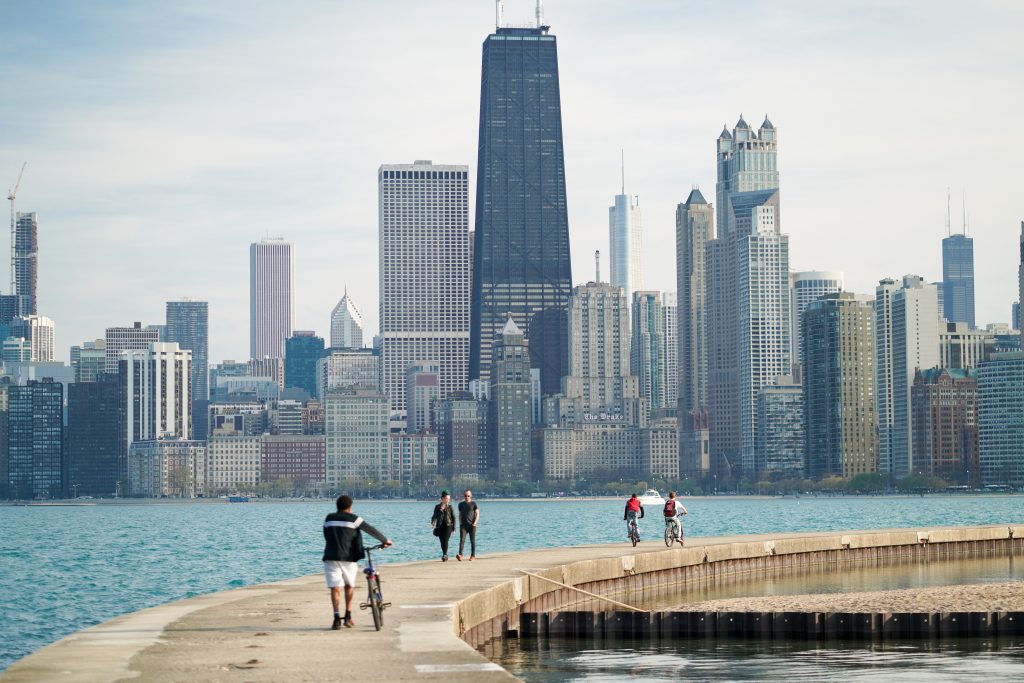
2, 0, 1022, 363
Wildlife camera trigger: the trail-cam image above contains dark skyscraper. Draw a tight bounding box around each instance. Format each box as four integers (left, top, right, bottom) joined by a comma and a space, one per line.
6, 378, 63, 499
470, 18, 572, 396
67, 375, 122, 497
942, 233, 975, 328
284, 331, 324, 396
14, 212, 38, 314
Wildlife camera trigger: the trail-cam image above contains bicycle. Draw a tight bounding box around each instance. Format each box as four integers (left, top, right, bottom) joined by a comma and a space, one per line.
664, 517, 684, 547
627, 518, 640, 547
359, 543, 391, 631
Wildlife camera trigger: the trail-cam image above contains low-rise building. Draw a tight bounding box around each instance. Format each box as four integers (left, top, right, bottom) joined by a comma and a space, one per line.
641, 418, 680, 480
128, 439, 206, 498
757, 378, 805, 477
206, 435, 261, 493
911, 367, 978, 483
260, 435, 326, 488
387, 433, 439, 484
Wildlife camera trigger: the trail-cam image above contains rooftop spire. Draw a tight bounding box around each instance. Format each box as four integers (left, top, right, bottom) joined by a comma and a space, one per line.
595, 250, 601, 283
620, 149, 625, 195
536, 0, 544, 28
945, 187, 951, 237
962, 189, 967, 236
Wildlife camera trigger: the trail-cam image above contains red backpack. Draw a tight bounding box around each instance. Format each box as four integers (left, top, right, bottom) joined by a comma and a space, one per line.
663, 499, 676, 517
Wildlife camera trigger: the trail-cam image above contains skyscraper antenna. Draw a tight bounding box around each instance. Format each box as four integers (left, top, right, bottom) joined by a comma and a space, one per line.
536, 0, 544, 28
620, 149, 625, 195
496, 0, 503, 29
962, 188, 967, 236
945, 187, 951, 237
595, 250, 601, 283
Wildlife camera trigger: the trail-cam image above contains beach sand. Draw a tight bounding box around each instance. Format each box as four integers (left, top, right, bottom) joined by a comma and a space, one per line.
675, 581, 1024, 613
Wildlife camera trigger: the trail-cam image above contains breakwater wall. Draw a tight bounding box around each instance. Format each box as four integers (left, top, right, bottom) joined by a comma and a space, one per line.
458, 526, 1024, 646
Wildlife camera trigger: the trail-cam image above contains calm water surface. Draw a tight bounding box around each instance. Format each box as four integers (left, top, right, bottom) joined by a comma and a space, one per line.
488, 639, 1024, 681
1, 495, 1022, 671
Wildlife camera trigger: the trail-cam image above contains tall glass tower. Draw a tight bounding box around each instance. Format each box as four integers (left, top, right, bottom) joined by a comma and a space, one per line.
470, 17, 572, 396
166, 300, 209, 401
942, 233, 975, 328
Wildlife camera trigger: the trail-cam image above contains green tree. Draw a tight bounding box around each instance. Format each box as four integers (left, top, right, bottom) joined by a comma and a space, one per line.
168, 467, 193, 498
848, 472, 886, 494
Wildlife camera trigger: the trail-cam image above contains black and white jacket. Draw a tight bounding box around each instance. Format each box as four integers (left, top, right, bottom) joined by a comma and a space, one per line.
322, 511, 387, 562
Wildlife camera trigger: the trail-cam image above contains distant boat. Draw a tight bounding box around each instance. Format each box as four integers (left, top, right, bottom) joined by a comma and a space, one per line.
638, 489, 665, 506
227, 496, 250, 503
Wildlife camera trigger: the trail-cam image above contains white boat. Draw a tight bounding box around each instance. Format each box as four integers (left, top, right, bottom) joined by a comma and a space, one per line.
638, 489, 665, 506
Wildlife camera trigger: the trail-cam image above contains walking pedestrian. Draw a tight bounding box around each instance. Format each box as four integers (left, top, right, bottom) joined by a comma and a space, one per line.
322, 495, 391, 630
455, 489, 479, 561
430, 490, 456, 561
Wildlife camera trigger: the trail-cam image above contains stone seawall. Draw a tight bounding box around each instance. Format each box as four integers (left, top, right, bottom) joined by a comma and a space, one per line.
459, 525, 1024, 647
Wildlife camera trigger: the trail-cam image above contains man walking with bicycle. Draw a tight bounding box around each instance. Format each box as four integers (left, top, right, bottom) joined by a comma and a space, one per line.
323, 495, 392, 630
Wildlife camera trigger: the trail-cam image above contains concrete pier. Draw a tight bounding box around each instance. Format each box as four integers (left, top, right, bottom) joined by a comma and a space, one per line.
3, 525, 1022, 682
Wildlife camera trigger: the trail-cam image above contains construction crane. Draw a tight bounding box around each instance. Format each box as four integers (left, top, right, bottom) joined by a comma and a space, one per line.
7, 162, 26, 295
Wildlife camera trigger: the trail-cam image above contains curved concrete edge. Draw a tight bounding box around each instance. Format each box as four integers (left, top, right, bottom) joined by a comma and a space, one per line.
3, 524, 1021, 682
454, 524, 1023, 646
0, 575, 318, 683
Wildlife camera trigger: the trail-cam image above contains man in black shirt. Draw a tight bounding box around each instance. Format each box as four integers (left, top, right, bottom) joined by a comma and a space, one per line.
322, 495, 391, 630
455, 489, 480, 561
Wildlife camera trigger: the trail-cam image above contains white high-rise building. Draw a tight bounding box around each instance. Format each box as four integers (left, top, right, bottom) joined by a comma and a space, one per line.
330, 288, 364, 349
9, 314, 54, 362
250, 239, 294, 360
379, 161, 470, 414
563, 278, 639, 422
877, 276, 941, 477
632, 291, 665, 412
609, 164, 643, 304
790, 271, 844, 372
122, 342, 192, 455
661, 292, 678, 410
708, 115, 790, 476
105, 322, 159, 375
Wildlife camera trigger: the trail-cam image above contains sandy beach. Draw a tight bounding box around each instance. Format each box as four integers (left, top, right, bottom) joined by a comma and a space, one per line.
676, 581, 1024, 613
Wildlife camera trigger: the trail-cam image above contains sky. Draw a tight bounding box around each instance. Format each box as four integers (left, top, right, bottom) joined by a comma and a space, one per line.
1, 0, 1022, 363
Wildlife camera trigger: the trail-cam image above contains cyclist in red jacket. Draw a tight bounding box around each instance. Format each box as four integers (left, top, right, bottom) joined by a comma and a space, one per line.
623, 493, 644, 537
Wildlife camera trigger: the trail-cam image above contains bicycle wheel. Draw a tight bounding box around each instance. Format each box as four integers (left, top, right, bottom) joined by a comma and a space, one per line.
368, 575, 383, 631
631, 528, 639, 547
664, 524, 674, 547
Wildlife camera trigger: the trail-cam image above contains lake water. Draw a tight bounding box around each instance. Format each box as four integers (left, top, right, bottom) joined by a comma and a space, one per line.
488, 639, 1024, 681
1, 495, 1023, 671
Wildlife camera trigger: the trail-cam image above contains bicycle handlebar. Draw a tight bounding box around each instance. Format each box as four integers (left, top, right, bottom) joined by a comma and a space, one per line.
367, 543, 389, 551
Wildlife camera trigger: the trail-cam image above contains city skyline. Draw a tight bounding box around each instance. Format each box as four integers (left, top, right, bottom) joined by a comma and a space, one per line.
1, 2, 1023, 363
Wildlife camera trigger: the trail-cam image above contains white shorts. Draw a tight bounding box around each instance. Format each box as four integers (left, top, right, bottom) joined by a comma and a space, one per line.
323, 560, 359, 588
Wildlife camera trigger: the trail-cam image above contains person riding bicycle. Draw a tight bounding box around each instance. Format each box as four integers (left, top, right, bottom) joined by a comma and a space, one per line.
623, 493, 644, 538
662, 491, 688, 546
323, 495, 392, 630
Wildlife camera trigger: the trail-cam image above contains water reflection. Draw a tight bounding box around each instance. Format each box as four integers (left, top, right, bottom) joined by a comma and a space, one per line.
488, 638, 1024, 681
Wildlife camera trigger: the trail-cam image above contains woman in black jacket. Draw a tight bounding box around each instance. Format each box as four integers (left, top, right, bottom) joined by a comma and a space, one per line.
430, 490, 456, 561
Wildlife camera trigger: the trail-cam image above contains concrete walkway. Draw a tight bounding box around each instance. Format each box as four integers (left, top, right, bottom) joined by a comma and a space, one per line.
1, 527, 1011, 682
